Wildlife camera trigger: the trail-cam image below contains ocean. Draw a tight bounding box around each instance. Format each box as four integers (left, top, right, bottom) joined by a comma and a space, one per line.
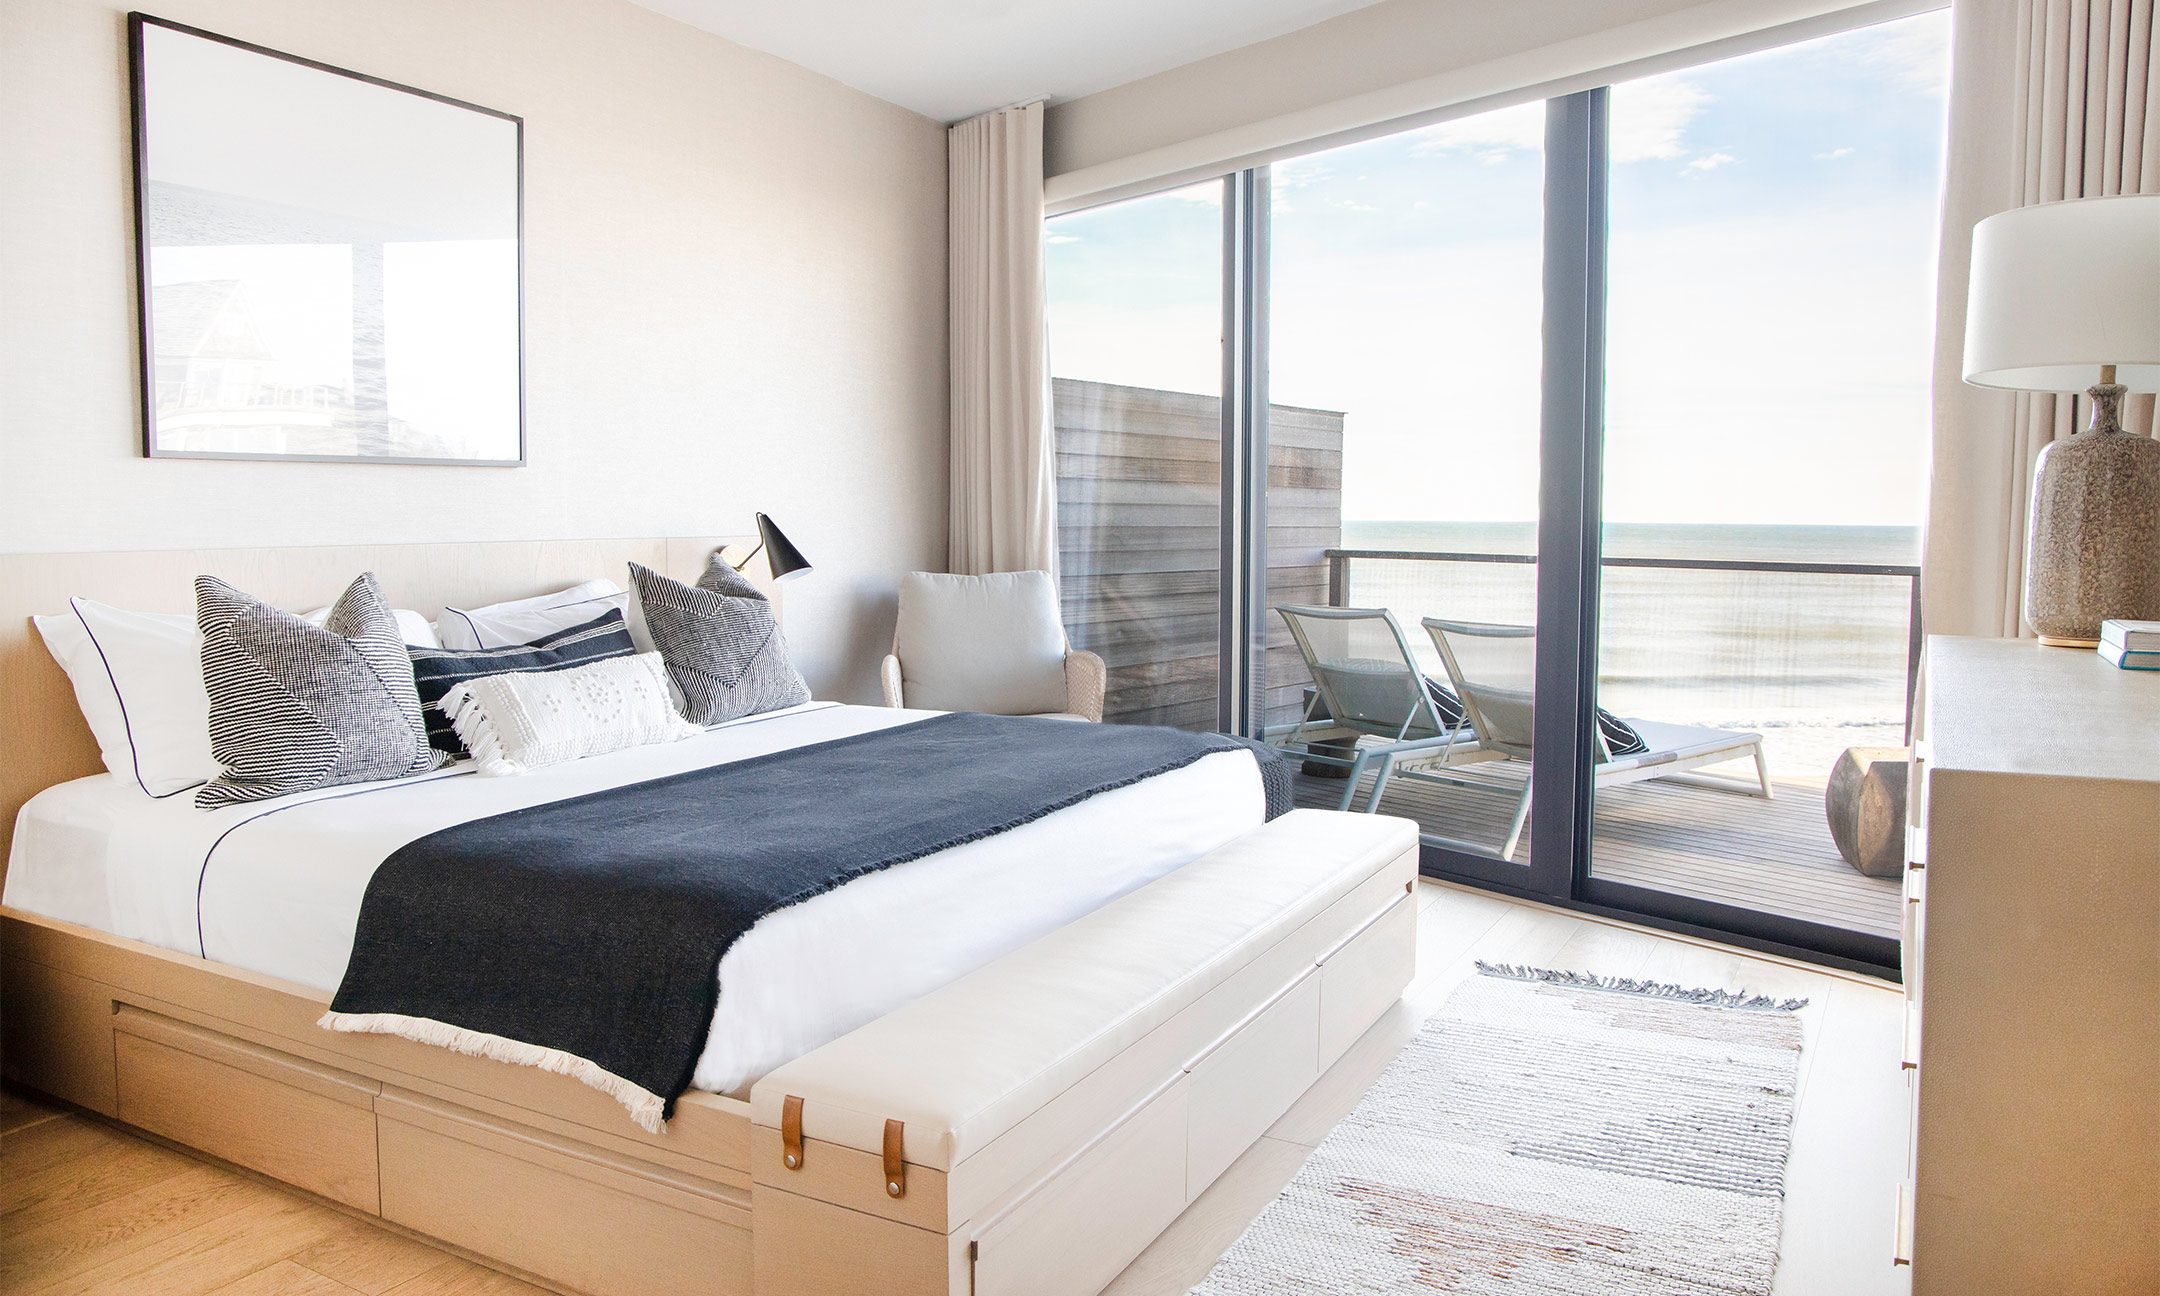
1332, 521, 1921, 778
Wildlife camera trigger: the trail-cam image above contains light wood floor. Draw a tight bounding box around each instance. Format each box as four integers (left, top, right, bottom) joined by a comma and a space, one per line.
3, 884, 1912, 1296
1292, 761, 1906, 939
1103, 879, 1914, 1296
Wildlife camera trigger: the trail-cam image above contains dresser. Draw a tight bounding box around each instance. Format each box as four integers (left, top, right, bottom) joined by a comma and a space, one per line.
1901, 636, 2160, 1293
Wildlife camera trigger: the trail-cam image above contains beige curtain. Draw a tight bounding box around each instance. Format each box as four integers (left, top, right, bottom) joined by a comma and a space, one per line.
948, 101, 1058, 579
1925, 0, 2159, 638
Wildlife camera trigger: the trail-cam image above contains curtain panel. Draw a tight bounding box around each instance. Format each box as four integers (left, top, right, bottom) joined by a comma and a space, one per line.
948, 101, 1058, 580
1926, 0, 2159, 638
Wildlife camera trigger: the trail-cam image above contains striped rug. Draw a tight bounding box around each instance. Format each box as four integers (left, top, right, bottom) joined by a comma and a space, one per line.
1193, 964, 1807, 1295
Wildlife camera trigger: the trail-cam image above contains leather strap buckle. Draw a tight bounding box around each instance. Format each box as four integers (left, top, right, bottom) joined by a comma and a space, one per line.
883, 1118, 907, 1198
781, 1094, 805, 1170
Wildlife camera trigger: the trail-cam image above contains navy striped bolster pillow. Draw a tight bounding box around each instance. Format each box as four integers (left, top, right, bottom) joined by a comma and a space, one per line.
408, 608, 638, 756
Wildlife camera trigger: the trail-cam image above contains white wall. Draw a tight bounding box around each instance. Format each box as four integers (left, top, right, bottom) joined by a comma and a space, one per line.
1043, 0, 1920, 208
0, 0, 949, 702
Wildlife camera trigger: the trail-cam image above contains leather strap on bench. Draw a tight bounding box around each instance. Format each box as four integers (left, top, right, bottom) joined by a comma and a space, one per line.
883, 1118, 907, 1198
781, 1094, 805, 1170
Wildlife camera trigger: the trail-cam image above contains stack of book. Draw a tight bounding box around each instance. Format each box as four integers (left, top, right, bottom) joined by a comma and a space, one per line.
2098, 620, 2160, 668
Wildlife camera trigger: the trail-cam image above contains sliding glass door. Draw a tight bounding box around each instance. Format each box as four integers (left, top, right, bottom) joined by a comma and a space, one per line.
1584, 13, 1945, 968
1044, 181, 1224, 730
1265, 102, 1548, 886
1045, 7, 1946, 976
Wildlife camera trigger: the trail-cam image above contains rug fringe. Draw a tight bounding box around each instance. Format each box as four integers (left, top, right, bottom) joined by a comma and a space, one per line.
1475, 961, 1809, 1012
320, 1010, 668, 1132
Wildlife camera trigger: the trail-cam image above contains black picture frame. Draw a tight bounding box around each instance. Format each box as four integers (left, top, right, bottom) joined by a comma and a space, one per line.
127, 12, 526, 466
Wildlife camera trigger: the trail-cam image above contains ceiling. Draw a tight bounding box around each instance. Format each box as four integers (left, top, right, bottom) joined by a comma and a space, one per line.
628, 0, 1390, 122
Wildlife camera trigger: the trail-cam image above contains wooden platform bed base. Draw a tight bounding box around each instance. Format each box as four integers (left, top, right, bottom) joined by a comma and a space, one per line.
1, 811, 1420, 1296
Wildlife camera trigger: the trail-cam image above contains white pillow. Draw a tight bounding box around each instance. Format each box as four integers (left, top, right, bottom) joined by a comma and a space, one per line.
438, 579, 629, 651
34, 599, 218, 798
304, 605, 440, 648
438, 653, 699, 776
894, 571, 1070, 715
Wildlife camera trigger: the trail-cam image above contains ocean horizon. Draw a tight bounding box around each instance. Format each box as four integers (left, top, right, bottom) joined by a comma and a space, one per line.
1329, 520, 1919, 777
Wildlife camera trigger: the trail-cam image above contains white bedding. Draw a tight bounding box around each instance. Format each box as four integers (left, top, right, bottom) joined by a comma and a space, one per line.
2, 702, 1265, 1097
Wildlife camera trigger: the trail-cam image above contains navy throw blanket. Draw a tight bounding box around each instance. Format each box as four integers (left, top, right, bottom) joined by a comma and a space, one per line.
328, 712, 1291, 1124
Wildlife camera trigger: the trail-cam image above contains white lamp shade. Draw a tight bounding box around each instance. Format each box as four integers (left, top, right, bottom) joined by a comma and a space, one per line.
1963, 193, 2160, 393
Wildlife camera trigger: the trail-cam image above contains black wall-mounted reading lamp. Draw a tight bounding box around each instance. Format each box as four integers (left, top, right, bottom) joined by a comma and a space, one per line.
731, 513, 813, 582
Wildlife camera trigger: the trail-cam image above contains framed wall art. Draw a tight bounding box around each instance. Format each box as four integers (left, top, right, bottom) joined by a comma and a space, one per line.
129, 14, 524, 465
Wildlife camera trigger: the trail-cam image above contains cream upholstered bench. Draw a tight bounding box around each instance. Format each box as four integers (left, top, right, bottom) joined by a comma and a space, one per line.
748, 810, 1420, 1296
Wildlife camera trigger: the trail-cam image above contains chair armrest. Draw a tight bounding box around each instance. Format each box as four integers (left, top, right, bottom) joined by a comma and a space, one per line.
880, 654, 907, 709
1064, 650, 1106, 722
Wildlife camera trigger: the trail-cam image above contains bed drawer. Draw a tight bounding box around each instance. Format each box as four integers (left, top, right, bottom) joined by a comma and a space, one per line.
112, 1005, 380, 1212
971, 1075, 1192, 1296
1186, 973, 1321, 1196
378, 1088, 752, 1296
1318, 888, 1418, 1060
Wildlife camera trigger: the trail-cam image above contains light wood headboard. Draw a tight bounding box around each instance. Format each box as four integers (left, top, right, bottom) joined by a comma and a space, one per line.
0, 536, 765, 877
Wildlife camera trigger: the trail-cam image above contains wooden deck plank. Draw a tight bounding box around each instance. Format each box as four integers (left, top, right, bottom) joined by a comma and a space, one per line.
1291, 763, 1903, 940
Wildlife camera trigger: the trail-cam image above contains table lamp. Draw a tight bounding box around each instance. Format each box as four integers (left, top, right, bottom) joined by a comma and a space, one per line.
1963, 193, 2160, 646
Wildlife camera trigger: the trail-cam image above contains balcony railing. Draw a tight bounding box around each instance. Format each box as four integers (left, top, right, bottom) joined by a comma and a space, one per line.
1322, 547, 1924, 738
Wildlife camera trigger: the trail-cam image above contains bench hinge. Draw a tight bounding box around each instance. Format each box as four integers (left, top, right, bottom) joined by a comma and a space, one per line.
781, 1094, 805, 1170
883, 1118, 907, 1197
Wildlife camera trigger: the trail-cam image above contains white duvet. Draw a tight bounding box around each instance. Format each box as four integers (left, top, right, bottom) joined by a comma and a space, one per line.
3, 703, 1265, 1099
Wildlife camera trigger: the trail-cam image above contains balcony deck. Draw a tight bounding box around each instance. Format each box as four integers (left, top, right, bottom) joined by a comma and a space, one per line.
1290, 758, 1904, 940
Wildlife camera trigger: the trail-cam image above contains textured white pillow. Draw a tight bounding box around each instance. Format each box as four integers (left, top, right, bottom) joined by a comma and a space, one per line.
437, 653, 699, 776
34, 599, 218, 798
304, 605, 440, 648
438, 580, 628, 651
894, 571, 1070, 715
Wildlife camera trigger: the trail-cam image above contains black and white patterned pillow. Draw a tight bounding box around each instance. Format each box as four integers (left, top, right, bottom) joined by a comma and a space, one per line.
408, 608, 638, 756
629, 558, 810, 725
194, 572, 444, 808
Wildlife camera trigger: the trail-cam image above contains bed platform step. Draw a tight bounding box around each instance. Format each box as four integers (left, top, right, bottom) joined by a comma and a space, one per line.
749, 809, 1421, 1296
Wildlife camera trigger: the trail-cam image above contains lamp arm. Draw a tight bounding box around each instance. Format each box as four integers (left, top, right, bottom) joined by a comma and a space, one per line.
731, 541, 765, 573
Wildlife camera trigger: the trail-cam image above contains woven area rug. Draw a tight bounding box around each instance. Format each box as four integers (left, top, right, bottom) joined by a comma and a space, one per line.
1192, 963, 1807, 1295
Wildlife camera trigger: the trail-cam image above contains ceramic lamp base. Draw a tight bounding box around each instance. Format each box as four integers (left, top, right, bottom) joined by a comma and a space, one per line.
2023, 383, 2160, 644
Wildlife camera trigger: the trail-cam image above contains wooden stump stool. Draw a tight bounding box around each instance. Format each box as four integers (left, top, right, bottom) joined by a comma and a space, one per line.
1826, 746, 1910, 878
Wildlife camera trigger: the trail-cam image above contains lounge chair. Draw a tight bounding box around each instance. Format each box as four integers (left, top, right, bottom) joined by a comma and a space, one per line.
1421, 616, 1772, 859
1264, 604, 1507, 812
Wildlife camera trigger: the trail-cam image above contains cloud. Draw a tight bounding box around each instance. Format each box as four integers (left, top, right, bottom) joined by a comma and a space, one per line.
1045, 232, 1082, 244
1814, 147, 1855, 161
1609, 78, 1713, 162
1406, 100, 1544, 164
1683, 152, 1737, 173
1853, 9, 1952, 97
1271, 157, 1334, 191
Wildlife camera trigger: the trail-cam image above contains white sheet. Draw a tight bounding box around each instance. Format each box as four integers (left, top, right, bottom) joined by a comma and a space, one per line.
3, 702, 1264, 1097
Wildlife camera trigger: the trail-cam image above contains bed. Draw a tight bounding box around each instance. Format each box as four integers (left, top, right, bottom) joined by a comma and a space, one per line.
0, 537, 1420, 1296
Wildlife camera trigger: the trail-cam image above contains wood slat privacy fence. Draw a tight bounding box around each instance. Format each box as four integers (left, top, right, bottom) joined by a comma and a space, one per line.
1054, 378, 1342, 729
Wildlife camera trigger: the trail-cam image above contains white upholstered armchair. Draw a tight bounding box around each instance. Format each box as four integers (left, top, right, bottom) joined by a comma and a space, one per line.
880, 571, 1106, 722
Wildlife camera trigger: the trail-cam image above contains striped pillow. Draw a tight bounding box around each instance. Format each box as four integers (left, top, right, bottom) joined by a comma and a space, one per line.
408, 609, 638, 756
195, 572, 443, 809
629, 558, 810, 726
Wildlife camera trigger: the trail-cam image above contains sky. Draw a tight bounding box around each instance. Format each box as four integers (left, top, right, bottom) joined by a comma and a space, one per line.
1045, 9, 1952, 531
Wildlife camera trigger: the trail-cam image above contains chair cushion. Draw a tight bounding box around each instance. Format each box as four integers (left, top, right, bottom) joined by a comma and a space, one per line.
1603, 718, 1761, 772
895, 571, 1070, 715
